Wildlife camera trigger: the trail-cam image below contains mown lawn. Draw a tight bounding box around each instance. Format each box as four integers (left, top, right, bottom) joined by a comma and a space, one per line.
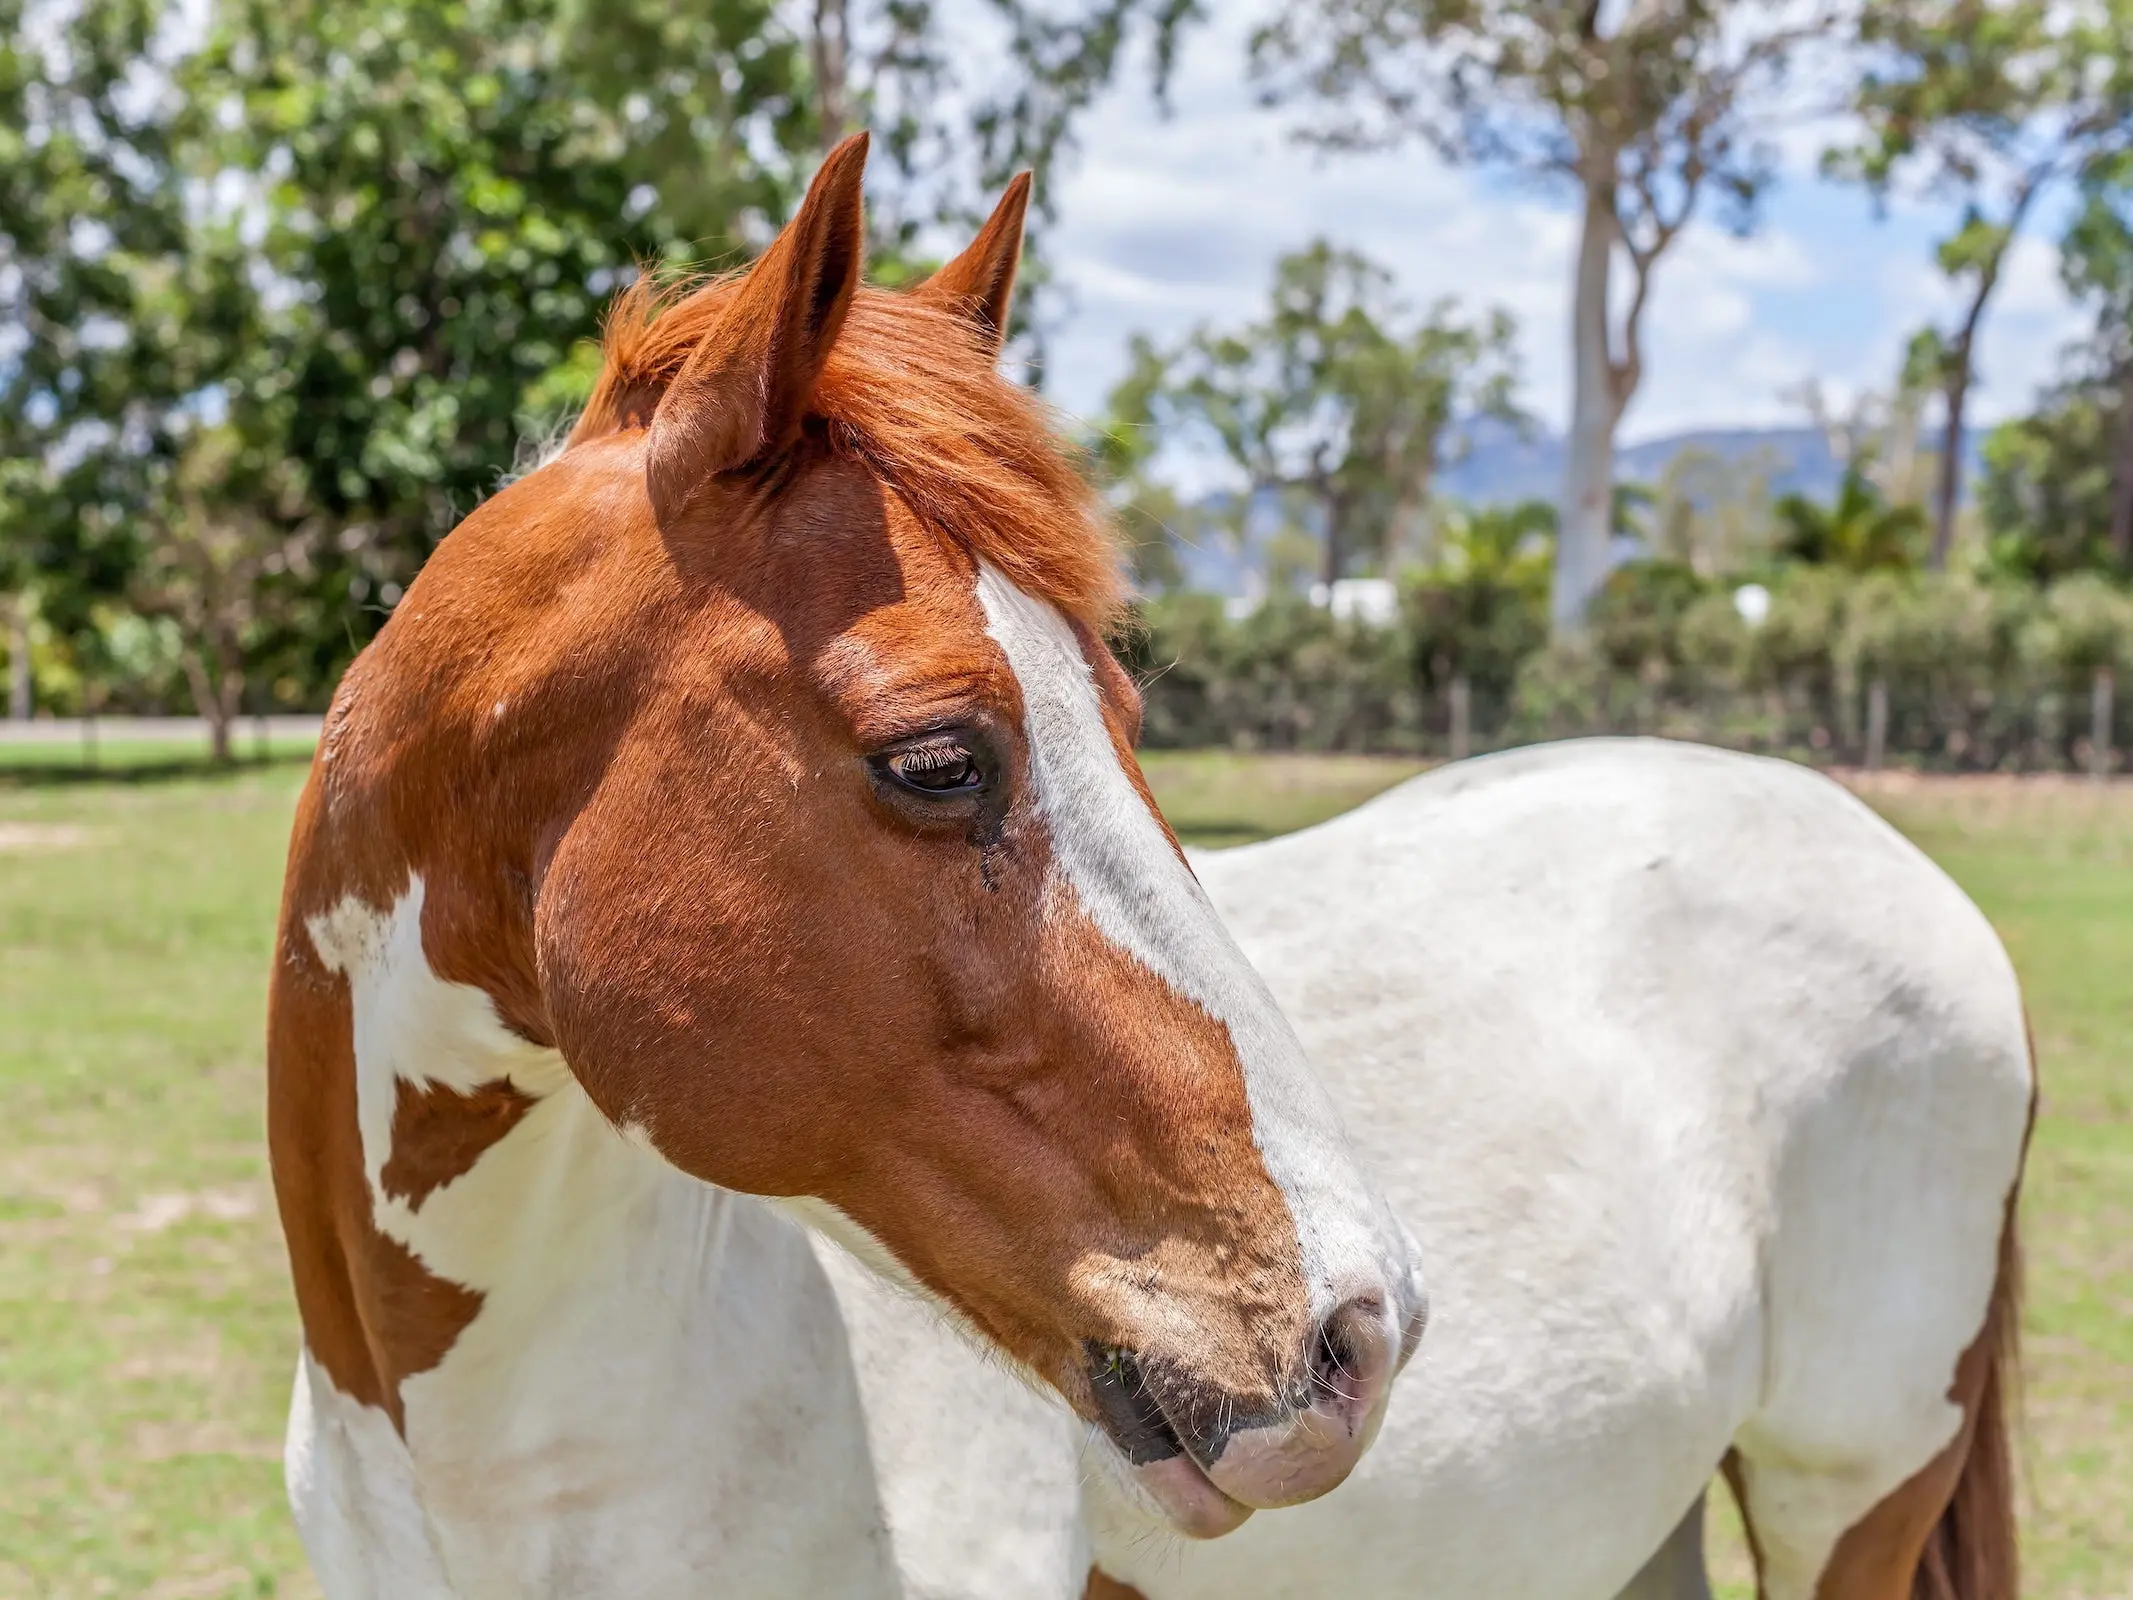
0, 748, 2125, 1598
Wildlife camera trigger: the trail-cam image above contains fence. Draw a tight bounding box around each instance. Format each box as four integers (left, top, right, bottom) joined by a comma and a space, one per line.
1121, 571, 2133, 777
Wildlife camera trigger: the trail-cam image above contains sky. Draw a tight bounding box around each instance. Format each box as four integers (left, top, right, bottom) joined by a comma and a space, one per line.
1029, 9, 2093, 468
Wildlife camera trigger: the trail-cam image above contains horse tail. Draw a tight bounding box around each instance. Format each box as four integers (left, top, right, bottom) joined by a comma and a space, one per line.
1914, 1029, 2031, 1600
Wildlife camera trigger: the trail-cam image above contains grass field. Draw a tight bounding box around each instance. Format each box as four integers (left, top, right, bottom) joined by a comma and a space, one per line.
1, 748, 2127, 1598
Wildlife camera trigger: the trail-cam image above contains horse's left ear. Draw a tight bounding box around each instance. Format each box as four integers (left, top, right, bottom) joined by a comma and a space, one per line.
911, 172, 1031, 360
646, 133, 869, 522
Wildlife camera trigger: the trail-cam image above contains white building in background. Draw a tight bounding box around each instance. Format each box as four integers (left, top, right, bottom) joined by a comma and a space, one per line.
1314, 578, 1400, 627
1224, 576, 1401, 628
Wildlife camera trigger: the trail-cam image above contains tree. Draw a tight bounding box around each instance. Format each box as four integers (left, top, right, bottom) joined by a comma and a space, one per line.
1117, 241, 1517, 588
0, 0, 179, 716
1251, 0, 1829, 631
799, 0, 1201, 318
1774, 461, 1929, 573
130, 430, 315, 761
1646, 443, 1784, 576
1407, 499, 1554, 717
169, 0, 814, 692
1830, 0, 2133, 568
2060, 155, 2133, 565
1979, 386, 2131, 579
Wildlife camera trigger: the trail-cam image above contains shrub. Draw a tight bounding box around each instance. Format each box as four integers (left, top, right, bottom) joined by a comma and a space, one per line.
1125, 565, 2133, 771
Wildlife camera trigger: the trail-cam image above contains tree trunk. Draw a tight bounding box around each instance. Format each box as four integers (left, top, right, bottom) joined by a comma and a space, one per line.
1553, 179, 1619, 633
2111, 365, 2133, 569
1320, 485, 1348, 589
1864, 677, 1889, 772
1929, 363, 1968, 571
812, 0, 851, 153
6, 595, 29, 720
2092, 667, 2115, 783
180, 649, 238, 764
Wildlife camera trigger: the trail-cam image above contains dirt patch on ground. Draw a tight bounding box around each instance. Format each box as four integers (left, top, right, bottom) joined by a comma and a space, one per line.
0, 822, 91, 852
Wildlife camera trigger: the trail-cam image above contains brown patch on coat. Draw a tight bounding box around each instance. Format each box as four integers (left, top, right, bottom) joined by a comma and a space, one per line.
1084, 1570, 1149, 1600
266, 926, 486, 1431
380, 1079, 539, 1211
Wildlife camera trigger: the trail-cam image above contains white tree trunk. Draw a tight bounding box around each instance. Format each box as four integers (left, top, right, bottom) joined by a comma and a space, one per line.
1553, 184, 1618, 633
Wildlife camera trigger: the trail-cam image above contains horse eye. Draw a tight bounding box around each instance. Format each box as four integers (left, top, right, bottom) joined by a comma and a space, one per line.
882, 741, 985, 796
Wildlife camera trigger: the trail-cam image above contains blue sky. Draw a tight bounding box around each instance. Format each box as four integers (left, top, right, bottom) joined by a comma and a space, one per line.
1031, 11, 2091, 471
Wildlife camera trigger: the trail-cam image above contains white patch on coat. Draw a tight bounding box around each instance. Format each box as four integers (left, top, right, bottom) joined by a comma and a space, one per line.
289, 885, 906, 1598
286, 1348, 454, 1599
974, 564, 1414, 1328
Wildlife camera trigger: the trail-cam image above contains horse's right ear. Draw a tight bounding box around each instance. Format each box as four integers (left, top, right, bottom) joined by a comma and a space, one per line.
646, 133, 869, 523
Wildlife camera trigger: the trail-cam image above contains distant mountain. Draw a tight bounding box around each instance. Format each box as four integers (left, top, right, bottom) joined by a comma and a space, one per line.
1437, 419, 1984, 508
1161, 421, 1983, 595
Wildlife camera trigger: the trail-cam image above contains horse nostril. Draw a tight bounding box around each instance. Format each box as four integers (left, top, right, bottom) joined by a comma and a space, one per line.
1306, 1294, 1393, 1420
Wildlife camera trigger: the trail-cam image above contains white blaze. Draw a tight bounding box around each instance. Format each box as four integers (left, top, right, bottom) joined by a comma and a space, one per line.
975, 564, 1408, 1323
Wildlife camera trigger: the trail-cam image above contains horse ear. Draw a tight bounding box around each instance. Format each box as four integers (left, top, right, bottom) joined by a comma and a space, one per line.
911, 172, 1031, 360
645, 133, 869, 522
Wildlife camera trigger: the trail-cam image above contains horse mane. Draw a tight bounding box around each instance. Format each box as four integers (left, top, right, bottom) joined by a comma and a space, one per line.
570, 273, 1123, 626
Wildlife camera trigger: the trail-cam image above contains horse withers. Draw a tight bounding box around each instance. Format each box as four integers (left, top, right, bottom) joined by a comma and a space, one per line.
265, 136, 1424, 1597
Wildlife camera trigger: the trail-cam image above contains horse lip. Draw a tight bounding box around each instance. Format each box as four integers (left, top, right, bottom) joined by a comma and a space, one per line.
1082, 1341, 1254, 1537
1083, 1342, 1188, 1464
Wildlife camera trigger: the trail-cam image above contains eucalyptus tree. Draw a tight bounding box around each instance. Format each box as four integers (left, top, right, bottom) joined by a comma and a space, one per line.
1831, 0, 2133, 568
2059, 156, 2133, 565
1250, 0, 1833, 631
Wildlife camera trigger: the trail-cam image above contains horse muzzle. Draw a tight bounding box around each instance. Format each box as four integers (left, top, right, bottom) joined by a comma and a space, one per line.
1085, 1287, 1417, 1536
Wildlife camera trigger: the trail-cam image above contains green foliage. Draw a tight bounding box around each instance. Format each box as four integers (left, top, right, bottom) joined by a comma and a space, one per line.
1, 0, 1190, 718
1110, 240, 1518, 586
1980, 394, 2130, 578
1405, 500, 1553, 714
1830, 0, 2133, 562
1978, 151, 2133, 579
1773, 461, 1928, 572
190, 0, 805, 561
1126, 561, 2133, 771
0, 0, 180, 653
1117, 592, 1423, 752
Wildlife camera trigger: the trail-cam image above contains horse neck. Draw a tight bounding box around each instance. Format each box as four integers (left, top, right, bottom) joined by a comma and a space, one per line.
291, 877, 908, 1594
309, 873, 765, 1411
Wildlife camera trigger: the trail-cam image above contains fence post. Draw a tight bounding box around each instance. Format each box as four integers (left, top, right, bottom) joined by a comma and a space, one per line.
1449, 675, 1471, 763
2092, 667, 2115, 784
1864, 678, 1889, 773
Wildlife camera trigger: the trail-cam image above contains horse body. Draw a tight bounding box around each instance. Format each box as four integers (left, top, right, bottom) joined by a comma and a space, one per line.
265, 132, 2027, 1599
1077, 739, 2031, 1599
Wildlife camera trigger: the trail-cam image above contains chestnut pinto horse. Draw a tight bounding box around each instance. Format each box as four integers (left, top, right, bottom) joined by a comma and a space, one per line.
266, 134, 1424, 1598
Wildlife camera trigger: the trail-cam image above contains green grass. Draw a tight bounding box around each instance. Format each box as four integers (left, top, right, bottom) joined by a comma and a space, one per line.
0, 738, 318, 780
0, 752, 2125, 1598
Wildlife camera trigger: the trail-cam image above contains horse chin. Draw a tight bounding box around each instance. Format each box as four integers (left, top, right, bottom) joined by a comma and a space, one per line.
1102, 1442, 1255, 1539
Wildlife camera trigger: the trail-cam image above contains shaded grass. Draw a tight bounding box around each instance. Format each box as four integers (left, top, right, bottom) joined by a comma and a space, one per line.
0, 739, 317, 785
0, 751, 2124, 1596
